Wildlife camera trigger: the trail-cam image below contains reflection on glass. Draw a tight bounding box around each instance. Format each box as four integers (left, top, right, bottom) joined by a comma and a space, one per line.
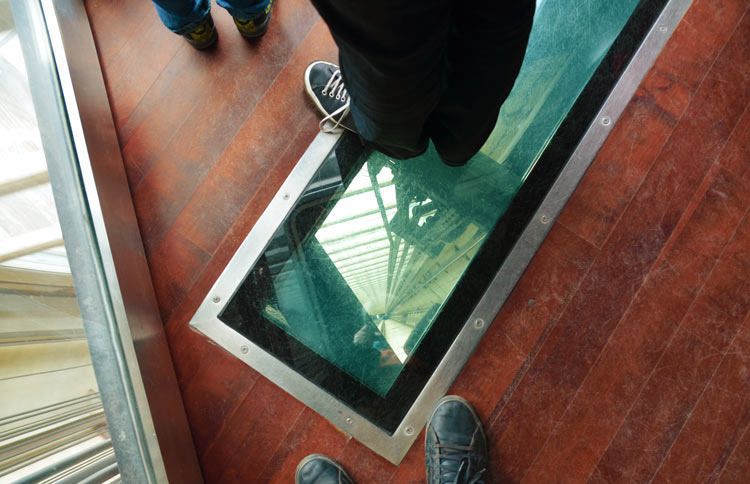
0, 5, 117, 481
221, 0, 642, 397
316, 154, 495, 364
222, 146, 525, 396
483, 0, 641, 173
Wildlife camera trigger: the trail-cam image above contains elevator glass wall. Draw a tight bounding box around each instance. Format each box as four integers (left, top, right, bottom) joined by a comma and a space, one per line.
0, 4, 117, 481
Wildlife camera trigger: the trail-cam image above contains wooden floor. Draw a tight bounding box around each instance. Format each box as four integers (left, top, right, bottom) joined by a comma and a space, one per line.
85, 0, 750, 482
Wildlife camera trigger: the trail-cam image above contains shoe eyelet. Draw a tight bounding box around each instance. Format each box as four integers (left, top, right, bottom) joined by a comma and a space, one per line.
321, 89, 327, 95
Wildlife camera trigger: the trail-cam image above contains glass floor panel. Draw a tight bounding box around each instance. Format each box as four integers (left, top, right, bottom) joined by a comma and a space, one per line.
212, 0, 670, 433
221, 146, 513, 396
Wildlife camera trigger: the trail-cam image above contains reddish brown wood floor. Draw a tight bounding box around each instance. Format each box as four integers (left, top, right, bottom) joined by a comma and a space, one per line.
85, 0, 750, 482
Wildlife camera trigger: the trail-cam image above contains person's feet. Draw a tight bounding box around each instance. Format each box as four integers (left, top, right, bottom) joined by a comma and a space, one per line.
295, 454, 354, 484
294, 396, 487, 483
425, 395, 487, 484
180, 2, 273, 49
233, 0, 275, 39
304, 61, 356, 133
182, 14, 218, 50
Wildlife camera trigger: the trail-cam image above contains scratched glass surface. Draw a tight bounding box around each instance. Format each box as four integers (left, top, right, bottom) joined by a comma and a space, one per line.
220, 0, 641, 397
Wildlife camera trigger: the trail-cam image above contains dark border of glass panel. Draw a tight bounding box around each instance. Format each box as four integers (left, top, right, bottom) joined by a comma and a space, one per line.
218, 0, 669, 434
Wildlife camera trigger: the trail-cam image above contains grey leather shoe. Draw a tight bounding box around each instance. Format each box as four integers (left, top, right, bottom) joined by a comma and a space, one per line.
425, 396, 487, 484
295, 454, 354, 484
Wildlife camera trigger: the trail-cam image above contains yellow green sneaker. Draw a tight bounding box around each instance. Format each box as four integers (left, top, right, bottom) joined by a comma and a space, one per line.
233, 0, 274, 39
182, 14, 218, 49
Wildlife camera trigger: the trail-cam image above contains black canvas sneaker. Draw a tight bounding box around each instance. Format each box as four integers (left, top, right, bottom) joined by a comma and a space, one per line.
295, 454, 354, 484
425, 396, 488, 484
304, 61, 357, 133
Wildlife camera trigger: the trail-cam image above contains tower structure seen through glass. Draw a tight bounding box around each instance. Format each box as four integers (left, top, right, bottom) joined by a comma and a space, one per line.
209, 0, 667, 433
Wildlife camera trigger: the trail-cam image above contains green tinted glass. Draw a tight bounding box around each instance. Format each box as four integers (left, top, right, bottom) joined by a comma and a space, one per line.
221, 0, 642, 396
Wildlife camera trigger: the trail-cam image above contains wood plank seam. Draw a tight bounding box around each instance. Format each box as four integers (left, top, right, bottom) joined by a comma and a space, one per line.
592, 4, 750, 252
650, 316, 750, 484
585, 204, 750, 482
521, 163, 725, 482
714, 313, 750, 482
485, 229, 599, 427
197, 376, 260, 460
490, 9, 750, 478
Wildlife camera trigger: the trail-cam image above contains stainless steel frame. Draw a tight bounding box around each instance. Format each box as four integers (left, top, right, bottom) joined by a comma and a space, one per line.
190, 0, 692, 464
11, 0, 203, 481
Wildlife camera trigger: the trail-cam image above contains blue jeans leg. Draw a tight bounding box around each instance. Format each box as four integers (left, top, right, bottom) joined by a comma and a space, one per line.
152, 0, 210, 34
152, 0, 272, 34
216, 0, 272, 20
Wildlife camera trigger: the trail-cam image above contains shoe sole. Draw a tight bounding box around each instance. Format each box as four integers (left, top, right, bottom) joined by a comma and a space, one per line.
425, 395, 487, 449
304, 61, 356, 133
294, 453, 354, 484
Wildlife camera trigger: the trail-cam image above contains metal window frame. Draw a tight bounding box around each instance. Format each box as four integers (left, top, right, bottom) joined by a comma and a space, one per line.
10, 0, 203, 481
190, 0, 694, 464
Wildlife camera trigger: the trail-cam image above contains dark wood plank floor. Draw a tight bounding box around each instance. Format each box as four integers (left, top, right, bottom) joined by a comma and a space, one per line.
85, 0, 750, 481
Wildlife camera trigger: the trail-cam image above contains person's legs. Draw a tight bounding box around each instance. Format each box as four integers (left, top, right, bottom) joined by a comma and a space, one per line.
309, 0, 453, 160
427, 0, 536, 165
151, 0, 211, 34
152, 0, 274, 43
308, 0, 534, 165
151, 0, 216, 49
217, 0, 274, 38
216, 0, 272, 20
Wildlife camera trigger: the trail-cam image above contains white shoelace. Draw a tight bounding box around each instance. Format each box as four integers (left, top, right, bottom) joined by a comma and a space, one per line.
319, 70, 350, 133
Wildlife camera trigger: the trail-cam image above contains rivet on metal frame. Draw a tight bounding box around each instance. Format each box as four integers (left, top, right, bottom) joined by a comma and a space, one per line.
282, 192, 291, 200
404, 426, 415, 436
240, 345, 249, 354
212, 296, 221, 303
540, 215, 550, 224
474, 318, 485, 329
345, 417, 353, 425
601, 116, 611, 126
659, 25, 668, 32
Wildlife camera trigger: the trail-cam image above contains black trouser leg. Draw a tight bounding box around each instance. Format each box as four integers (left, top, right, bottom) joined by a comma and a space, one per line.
427, 0, 535, 165
311, 0, 452, 159
310, 0, 534, 164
